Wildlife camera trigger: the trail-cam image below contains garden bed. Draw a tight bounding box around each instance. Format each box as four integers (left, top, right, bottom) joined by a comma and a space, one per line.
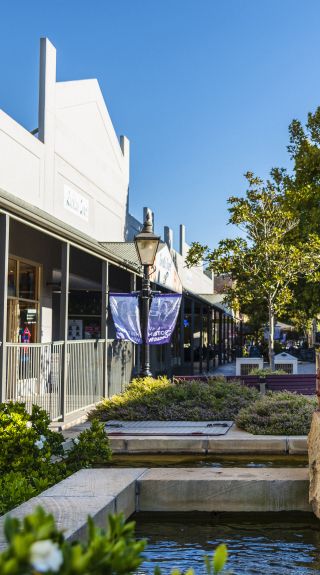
91, 376, 316, 436
91, 376, 259, 422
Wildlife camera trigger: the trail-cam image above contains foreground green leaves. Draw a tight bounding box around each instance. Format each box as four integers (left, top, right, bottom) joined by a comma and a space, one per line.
0, 507, 229, 574
0, 508, 146, 575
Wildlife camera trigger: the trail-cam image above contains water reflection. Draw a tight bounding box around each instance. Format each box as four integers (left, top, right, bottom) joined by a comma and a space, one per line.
134, 514, 320, 575
111, 454, 308, 468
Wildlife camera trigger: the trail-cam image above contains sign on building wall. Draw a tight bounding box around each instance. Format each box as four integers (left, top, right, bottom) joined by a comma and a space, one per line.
150, 244, 182, 293
64, 185, 89, 221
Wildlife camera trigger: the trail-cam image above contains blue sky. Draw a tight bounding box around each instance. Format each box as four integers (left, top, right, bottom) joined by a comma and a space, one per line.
1, 0, 320, 249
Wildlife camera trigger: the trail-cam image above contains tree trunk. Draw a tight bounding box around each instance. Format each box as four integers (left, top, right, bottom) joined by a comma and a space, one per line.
268, 305, 275, 370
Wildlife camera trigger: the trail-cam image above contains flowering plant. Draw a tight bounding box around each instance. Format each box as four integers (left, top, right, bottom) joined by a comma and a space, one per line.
0, 507, 146, 575
0, 507, 229, 574
0, 402, 64, 476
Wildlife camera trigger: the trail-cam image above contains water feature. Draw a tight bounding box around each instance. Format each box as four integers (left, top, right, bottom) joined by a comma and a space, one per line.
134, 512, 320, 575
111, 453, 308, 468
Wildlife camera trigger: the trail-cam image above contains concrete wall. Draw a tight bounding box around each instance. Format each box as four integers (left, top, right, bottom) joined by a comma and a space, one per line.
172, 248, 213, 295
0, 38, 129, 243
125, 212, 142, 241
0, 110, 45, 206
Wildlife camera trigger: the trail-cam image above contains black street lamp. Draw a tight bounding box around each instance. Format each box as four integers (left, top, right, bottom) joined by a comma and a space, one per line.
134, 212, 160, 377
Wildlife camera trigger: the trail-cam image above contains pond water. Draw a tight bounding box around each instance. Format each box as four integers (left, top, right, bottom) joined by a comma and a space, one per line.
134, 512, 320, 575
111, 453, 308, 468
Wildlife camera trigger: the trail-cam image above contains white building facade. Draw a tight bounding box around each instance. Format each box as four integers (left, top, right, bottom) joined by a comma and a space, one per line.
0, 38, 237, 421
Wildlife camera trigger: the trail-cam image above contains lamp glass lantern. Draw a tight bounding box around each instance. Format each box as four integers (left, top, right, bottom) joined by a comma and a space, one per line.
134, 231, 160, 267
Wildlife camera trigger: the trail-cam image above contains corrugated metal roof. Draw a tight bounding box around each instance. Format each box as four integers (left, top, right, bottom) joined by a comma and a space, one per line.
100, 241, 168, 274
99, 242, 141, 272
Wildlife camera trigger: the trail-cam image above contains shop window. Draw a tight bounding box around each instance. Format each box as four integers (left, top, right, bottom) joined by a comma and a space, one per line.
68, 291, 102, 340
8, 258, 17, 297
7, 257, 41, 343
19, 262, 37, 300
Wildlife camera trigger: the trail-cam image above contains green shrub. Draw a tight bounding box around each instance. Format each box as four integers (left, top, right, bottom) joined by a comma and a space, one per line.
0, 506, 228, 575
0, 403, 112, 516
236, 391, 317, 435
0, 402, 68, 516
67, 418, 112, 471
0, 472, 37, 516
0, 402, 64, 476
90, 376, 259, 422
249, 368, 287, 376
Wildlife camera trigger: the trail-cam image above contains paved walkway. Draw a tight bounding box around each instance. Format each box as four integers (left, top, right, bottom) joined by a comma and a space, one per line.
104, 420, 233, 436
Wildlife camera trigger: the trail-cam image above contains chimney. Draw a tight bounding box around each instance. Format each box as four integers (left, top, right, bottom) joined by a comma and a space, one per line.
143, 207, 154, 231
119, 135, 130, 174
164, 226, 173, 250
179, 224, 186, 257
38, 37, 56, 144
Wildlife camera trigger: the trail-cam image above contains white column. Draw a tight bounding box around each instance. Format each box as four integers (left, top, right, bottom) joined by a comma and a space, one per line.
0, 214, 9, 403
101, 261, 109, 397
59, 242, 70, 420
38, 37, 56, 213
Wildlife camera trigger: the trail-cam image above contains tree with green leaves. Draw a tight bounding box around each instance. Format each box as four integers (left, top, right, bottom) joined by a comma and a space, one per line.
186, 172, 320, 368
271, 108, 320, 339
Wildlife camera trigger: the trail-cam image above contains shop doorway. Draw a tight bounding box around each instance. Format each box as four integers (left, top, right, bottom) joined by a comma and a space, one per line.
7, 256, 41, 343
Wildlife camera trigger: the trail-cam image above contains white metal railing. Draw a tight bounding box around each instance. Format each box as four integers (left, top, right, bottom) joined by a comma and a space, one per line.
107, 339, 134, 396
6, 341, 64, 420
4, 339, 135, 420
65, 339, 105, 416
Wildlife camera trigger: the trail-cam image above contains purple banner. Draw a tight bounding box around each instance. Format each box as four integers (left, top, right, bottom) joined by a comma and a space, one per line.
148, 294, 182, 344
109, 293, 142, 344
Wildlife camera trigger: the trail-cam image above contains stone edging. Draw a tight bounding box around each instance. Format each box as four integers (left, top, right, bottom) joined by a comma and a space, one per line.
0, 466, 311, 551
108, 435, 308, 454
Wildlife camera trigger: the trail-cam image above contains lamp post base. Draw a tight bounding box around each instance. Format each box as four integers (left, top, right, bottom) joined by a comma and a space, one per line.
139, 366, 152, 377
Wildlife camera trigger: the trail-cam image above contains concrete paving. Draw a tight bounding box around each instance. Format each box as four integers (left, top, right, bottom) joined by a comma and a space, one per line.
61, 422, 308, 455
105, 420, 233, 436
108, 431, 306, 455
